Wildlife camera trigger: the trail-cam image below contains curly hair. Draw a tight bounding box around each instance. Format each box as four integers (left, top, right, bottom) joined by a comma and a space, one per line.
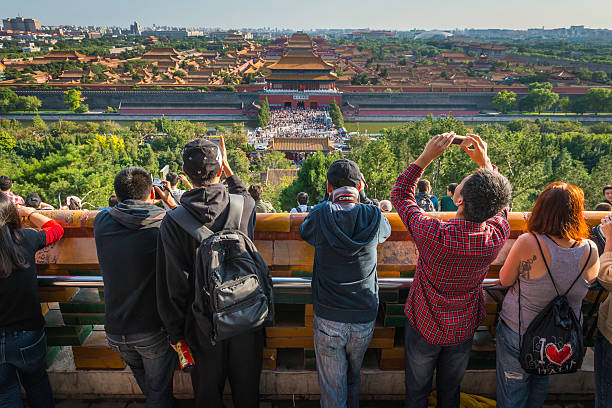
248, 184, 263, 201
460, 169, 512, 223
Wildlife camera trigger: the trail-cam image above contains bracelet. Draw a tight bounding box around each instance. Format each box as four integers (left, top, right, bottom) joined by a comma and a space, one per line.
26, 210, 37, 222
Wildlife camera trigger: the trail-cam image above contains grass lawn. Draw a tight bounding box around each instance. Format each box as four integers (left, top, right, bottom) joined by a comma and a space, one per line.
9, 110, 73, 114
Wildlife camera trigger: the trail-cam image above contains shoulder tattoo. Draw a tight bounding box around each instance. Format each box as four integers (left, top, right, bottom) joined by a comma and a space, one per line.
518, 255, 537, 280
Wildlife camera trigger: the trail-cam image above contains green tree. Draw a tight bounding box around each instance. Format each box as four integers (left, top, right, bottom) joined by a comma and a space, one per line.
64, 89, 84, 112
257, 98, 271, 128
18, 96, 42, 112
591, 70, 609, 84
32, 115, 48, 133
0, 131, 16, 151
492, 90, 517, 114
260, 151, 292, 170
357, 139, 397, 199
279, 151, 343, 210
557, 96, 571, 113
528, 86, 559, 114
329, 100, 344, 128
585, 88, 612, 113
346, 134, 370, 162
227, 149, 251, 183
0, 88, 19, 113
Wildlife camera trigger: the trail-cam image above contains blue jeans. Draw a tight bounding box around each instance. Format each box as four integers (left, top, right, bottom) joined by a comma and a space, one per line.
496, 320, 549, 408
0, 329, 54, 408
313, 315, 375, 408
595, 332, 612, 408
404, 320, 473, 408
106, 330, 177, 408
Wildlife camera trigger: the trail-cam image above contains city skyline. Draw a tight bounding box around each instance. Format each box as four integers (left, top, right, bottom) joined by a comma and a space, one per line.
4, 0, 612, 31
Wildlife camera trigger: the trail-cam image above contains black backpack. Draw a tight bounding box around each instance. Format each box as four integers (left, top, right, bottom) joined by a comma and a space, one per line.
168, 194, 273, 344
415, 193, 435, 212
295, 205, 312, 213
518, 234, 592, 376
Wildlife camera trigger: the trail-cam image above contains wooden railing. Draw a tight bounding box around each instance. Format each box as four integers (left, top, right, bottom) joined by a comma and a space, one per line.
33, 211, 609, 371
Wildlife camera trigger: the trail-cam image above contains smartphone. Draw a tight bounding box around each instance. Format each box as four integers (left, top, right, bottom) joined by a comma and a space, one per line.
451, 135, 466, 145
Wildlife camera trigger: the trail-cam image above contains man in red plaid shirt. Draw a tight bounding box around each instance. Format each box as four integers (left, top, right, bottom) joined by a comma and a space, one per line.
0, 176, 25, 206
391, 133, 512, 408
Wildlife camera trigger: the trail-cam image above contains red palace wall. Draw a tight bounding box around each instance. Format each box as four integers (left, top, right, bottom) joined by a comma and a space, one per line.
260, 94, 342, 109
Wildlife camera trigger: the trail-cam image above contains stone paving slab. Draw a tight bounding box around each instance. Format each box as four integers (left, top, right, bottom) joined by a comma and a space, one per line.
54, 399, 595, 408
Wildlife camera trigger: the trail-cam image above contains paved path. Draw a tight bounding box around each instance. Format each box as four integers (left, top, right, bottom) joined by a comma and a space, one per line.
54, 398, 595, 408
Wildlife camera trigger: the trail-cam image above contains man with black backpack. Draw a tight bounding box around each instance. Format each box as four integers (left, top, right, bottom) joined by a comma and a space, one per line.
290, 191, 311, 213
156, 136, 272, 408
415, 179, 438, 212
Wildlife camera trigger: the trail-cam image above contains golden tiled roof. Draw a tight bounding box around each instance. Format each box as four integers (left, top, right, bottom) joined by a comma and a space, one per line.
269, 137, 334, 152
268, 54, 334, 71
262, 169, 299, 186
267, 72, 338, 81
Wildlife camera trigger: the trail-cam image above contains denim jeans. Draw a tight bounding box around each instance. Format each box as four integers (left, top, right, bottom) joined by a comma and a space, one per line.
594, 332, 612, 408
0, 329, 54, 408
106, 330, 177, 408
313, 315, 375, 408
404, 320, 472, 408
496, 320, 550, 408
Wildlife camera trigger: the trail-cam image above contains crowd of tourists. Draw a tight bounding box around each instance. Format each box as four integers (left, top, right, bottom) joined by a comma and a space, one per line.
255, 107, 339, 143
1, 133, 612, 408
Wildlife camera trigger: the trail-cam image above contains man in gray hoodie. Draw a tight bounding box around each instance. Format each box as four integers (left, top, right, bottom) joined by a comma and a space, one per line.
300, 159, 391, 408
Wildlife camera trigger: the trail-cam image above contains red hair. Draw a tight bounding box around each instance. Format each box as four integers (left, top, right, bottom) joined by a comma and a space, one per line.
527, 182, 590, 240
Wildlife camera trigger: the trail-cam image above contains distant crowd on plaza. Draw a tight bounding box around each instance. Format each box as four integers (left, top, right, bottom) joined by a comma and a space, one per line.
255, 107, 339, 143
1, 132, 612, 408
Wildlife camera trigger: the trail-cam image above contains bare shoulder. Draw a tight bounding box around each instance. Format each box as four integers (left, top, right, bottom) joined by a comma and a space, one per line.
515, 232, 537, 248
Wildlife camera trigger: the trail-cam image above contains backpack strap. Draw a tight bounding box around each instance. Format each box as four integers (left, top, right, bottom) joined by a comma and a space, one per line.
224, 194, 244, 230
533, 233, 560, 296
562, 241, 592, 297
167, 206, 214, 243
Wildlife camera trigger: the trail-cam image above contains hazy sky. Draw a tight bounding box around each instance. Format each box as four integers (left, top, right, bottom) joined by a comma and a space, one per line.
3, 0, 611, 30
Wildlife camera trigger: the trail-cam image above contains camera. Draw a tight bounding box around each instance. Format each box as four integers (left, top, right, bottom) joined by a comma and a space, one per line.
152, 178, 168, 199
451, 135, 466, 145
152, 165, 170, 200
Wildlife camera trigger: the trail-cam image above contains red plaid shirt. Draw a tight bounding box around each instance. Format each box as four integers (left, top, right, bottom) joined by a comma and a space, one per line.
391, 163, 510, 345
2, 191, 24, 206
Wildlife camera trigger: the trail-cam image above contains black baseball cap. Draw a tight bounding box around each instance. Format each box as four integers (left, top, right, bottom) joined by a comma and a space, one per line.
327, 159, 361, 188
182, 139, 222, 181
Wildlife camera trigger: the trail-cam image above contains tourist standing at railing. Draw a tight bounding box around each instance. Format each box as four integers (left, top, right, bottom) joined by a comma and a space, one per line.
391, 133, 512, 408
496, 183, 599, 408
0, 175, 25, 206
300, 159, 391, 408
291, 192, 311, 213
594, 214, 612, 408
93, 167, 177, 408
0, 194, 64, 408
156, 136, 262, 408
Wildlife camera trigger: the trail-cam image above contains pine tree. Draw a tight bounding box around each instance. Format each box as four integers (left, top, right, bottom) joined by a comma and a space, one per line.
329, 100, 344, 128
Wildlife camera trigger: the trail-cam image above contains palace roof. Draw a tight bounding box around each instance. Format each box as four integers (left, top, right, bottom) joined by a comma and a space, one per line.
269, 137, 334, 152
261, 169, 299, 186
266, 72, 338, 81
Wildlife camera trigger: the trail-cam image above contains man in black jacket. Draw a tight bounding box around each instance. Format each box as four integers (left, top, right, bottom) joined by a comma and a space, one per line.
93, 166, 176, 408
156, 136, 260, 408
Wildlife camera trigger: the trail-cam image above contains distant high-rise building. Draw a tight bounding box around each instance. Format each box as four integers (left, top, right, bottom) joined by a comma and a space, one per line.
130, 21, 141, 36
2, 17, 42, 32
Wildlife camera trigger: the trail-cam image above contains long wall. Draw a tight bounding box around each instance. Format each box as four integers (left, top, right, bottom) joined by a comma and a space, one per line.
14, 89, 592, 114
14, 90, 261, 111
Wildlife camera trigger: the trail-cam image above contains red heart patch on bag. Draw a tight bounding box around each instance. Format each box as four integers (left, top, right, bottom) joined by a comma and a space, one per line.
545, 343, 573, 366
